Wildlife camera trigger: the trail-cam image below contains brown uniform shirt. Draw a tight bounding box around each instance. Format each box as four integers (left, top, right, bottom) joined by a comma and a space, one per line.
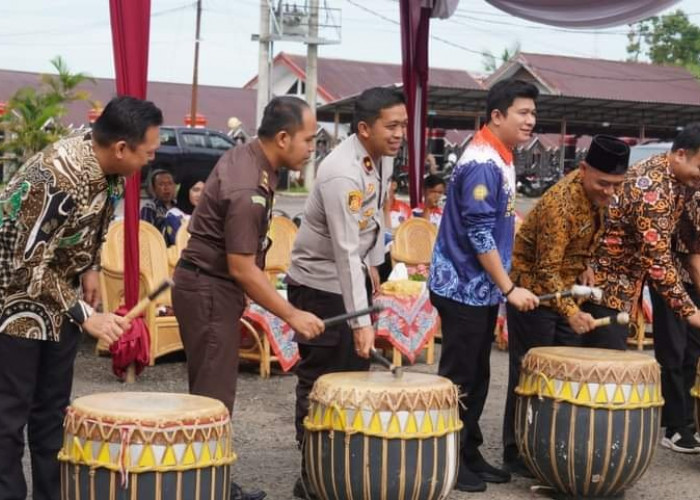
182, 140, 277, 290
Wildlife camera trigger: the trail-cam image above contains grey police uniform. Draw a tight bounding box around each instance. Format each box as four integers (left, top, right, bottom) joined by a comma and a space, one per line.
287, 133, 393, 445
288, 133, 392, 333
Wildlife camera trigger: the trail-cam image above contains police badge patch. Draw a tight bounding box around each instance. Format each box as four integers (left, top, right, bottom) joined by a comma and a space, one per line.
347, 190, 363, 213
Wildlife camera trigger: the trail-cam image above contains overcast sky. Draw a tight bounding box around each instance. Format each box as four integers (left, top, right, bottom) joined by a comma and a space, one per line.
0, 0, 698, 88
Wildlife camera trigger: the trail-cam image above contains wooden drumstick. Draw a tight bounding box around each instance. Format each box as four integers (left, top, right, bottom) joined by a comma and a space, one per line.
123, 279, 174, 383
593, 312, 630, 328
370, 348, 402, 378
323, 305, 383, 328
539, 285, 602, 303
124, 279, 174, 320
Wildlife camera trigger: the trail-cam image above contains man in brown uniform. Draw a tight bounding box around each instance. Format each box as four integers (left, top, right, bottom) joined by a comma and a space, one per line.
172, 96, 325, 500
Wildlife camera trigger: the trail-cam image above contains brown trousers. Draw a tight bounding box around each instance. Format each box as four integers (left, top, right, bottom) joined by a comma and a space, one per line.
172, 265, 246, 414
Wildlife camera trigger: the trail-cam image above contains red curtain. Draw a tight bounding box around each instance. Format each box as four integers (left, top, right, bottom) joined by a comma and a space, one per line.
399, 1, 431, 208
109, 0, 151, 308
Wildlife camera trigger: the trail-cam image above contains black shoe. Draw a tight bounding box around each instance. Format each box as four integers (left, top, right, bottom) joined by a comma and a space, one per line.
661, 427, 700, 454
230, 482, 267, 500
466, 456, 511, 484
455, 463, 487, 492
503, 456, 535, 479
293, 476, 319, 499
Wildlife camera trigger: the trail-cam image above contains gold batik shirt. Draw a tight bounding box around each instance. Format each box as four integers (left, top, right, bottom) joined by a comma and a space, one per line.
0, 133, 123, 341
592, 154, 696, 317
511, 170, 603, 317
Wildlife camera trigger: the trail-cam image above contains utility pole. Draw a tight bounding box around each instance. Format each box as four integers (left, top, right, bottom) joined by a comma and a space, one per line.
189, 0, 203, 128
304, 0, 319, 190
256, 0, 271, 127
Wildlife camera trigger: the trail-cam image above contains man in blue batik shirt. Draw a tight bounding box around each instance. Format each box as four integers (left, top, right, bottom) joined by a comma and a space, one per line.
428, 79, 540, 494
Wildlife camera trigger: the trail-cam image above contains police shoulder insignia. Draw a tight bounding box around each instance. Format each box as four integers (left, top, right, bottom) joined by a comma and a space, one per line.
473, 184, 488, 201
362, 156, 373, 174
259, 171, 270, 192
347, 190, 363, 213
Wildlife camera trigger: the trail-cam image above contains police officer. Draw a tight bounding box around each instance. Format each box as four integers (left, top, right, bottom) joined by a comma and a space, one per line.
172, 96, 325, 500
286, 87, 408, 499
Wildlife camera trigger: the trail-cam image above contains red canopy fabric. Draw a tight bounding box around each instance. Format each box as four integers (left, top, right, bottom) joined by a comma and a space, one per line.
399, 1, 431, 208
109, 0, 152, 374
109, 0, 151, 308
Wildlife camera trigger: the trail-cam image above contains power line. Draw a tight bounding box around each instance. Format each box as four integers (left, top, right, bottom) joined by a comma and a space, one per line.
0, 3, 197, 39
345, 0, 491, 56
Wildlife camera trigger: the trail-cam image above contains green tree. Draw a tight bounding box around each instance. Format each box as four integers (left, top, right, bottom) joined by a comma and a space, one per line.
482, 42, 521, 73
627, 10, 700, 77
0, 57, 94, 165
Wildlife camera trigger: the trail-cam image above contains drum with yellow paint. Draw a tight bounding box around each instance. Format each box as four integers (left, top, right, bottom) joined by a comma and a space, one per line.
303, 372, 461, 500
58, 392, 236, 500
515, 347, 662, 497
691, 358, 700, 437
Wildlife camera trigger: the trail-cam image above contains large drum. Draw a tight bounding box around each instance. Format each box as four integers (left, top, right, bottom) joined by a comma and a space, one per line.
515, 347, 662, 497
303, 372, 461, 500
691, 358, 700, 436
58, 392, 236, 500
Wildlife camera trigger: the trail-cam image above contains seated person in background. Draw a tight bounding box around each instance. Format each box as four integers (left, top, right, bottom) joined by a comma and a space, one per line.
384, 175, 411, 235
412, 174, 446, 227
163, 173, 207, 246
140, 169, 176, 235
379, 176, 411, 282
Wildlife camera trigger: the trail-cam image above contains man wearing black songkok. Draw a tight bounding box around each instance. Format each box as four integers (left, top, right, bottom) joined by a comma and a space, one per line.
503, 135, 631, 475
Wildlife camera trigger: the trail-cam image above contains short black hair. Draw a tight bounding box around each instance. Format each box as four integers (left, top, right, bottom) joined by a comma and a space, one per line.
149, 169, 173, 189
352, 87, 406, 133
672, 123, 700, 154
485, 79, 539, 124
92, 96, 163, 149
257, 96, 310, 140
423, 174, 446, 190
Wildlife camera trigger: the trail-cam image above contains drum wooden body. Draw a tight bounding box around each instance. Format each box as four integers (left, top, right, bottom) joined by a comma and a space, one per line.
58, 392, 236, 500
303, 372, 462, 500
691, 358, 700, 436
515, 347, 662, 498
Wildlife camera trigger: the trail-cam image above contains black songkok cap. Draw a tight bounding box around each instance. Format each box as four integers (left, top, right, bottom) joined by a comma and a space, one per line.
584, 135, 630, 175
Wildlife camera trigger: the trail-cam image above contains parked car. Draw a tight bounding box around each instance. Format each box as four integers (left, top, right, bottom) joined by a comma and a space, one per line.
628, 142, 672, 165
142, 126, 235, 185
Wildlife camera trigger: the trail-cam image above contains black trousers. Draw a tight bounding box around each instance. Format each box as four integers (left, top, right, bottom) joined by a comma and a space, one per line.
580, 302, 629, 350
0, 322, 81, 500
649, 284, 700, 431
288, 284, 371, 445
430, 292, 498, 463
502, 304, 582, 461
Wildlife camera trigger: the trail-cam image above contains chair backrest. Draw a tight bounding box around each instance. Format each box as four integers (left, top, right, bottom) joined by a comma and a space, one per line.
175, 218, 191, 255
264, 216, 298, 275
390, 217, 438, 266
101, 220, 172, 304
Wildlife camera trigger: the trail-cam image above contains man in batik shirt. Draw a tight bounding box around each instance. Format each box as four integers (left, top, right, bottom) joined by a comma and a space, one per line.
502, 135, 630, 475
587, 123, 700, 351
648, 189, 700, 452
0, 97, 162, 500
428, 79, 539, 493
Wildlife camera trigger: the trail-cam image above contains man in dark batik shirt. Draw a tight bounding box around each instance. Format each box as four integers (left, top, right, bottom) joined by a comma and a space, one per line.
0, 97, 162, 500
588, 124, 700, 351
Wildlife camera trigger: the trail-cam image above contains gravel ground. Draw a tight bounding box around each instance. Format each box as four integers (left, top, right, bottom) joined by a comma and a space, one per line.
21, 336, 700, 499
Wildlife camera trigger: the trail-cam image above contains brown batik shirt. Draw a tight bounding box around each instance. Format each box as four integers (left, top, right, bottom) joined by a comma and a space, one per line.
592, 154, 697, 318
511, 169, 604, 318
0, 132, 123, 341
